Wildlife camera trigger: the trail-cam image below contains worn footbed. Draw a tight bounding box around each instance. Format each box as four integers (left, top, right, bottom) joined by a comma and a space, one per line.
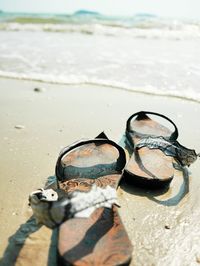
57, 142, 133, 266
125, 115, 175, 185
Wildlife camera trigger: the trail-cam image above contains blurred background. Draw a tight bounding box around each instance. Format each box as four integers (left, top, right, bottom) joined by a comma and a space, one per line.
0, 0, 200, 101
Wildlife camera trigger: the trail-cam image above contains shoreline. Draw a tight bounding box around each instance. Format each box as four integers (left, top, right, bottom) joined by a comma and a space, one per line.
0, 77, 200, 265
0, 75, 200, 104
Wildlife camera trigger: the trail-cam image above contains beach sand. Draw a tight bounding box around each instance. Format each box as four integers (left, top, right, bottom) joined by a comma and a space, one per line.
0, 77, 200, 265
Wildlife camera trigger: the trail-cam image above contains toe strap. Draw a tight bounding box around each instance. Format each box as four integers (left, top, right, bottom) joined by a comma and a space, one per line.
29, 185, 119, 229
135, 136, 198, 167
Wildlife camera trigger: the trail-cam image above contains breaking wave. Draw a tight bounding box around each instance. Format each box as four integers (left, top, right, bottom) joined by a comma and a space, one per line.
0, 12, 200, 40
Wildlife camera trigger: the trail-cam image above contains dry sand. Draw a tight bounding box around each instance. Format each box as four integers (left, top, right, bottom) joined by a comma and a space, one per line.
0, 77, 200, 265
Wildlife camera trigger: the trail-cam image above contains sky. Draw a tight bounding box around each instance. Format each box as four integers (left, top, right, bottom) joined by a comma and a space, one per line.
0, 0, 199, 19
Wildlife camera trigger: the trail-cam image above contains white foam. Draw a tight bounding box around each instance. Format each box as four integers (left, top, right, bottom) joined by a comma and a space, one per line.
0, 23, 199, 103
0, 70, 199, 103
0, 21, 200, 40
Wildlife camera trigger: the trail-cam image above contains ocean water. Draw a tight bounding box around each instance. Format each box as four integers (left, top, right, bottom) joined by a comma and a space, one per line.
0, 11, 200, 102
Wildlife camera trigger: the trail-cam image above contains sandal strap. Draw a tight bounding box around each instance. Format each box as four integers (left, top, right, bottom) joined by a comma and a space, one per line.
135, 136, 198, 166
55, 138, 126, 181
29, 185, 118, 228
126, 111, 179, 141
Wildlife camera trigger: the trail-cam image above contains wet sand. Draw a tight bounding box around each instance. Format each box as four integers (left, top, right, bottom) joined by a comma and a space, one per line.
0, 77, 200, 265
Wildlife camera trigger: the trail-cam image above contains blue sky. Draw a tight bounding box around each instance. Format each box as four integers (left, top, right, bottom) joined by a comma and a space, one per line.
0, 0, 199, 19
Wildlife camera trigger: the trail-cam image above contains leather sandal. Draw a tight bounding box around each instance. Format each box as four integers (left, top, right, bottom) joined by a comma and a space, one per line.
124, 111, 198, 188
55, 134, 133, 265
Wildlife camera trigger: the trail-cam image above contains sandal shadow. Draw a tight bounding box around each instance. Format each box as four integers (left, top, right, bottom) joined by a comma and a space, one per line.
0, 176, 58, 266
120, 165, 189, 207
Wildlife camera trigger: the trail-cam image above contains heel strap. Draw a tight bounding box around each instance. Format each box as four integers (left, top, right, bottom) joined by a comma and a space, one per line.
126, 111, 179, 140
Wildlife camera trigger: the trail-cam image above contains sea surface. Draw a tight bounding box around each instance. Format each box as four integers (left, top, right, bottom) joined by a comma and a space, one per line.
0, 11, 200, 102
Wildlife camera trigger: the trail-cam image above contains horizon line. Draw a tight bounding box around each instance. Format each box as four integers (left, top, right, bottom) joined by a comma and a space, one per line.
0, 9, 196, 20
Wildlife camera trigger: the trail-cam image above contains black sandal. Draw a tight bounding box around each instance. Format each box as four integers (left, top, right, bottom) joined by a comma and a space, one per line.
55, 134, 133, 265
124, 111, 198, 188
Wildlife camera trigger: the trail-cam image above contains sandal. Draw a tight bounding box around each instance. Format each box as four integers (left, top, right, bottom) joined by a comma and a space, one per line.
55, 135, 133, 265
124, 111, 198, 188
